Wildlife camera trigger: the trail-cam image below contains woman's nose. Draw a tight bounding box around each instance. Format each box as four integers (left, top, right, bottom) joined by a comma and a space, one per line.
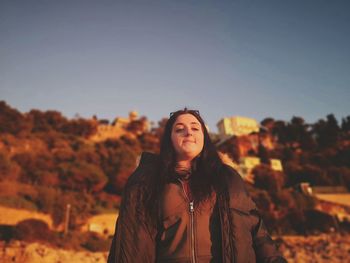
185, 128, 193, 136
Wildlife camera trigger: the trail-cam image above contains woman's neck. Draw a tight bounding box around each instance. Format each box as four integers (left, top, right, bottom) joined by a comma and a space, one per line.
175, 160, 192, 180
175, 160, 191, 170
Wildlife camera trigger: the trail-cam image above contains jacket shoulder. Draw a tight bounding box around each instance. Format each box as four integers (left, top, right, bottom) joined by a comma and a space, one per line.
221, 164, 257, 212
221, 164, 245, 191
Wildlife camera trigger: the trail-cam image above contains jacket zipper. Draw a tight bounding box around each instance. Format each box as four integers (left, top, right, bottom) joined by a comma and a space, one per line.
178, 179, 196, 263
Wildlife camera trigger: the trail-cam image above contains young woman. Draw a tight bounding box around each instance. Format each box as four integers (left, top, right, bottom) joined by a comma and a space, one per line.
108, 109, 286, 263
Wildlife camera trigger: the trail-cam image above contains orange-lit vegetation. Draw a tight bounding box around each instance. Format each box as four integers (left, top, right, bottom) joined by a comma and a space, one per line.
0, 101, 161, 228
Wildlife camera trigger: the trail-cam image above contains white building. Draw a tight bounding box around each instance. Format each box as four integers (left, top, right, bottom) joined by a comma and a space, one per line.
217, 116, 259, 137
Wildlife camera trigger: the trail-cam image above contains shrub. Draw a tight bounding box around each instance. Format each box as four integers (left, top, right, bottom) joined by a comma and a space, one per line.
0, 225, 15, 242
15, 219, 52, 242
82, 232, 112, 252
284, 210, 307, 235
304, 209, 338, 233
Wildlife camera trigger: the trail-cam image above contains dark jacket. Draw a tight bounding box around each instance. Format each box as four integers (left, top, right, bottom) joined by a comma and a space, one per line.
108, 152, 287, 263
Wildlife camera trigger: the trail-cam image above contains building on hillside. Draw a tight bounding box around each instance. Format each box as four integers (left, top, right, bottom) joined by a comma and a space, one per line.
270, 159, 283, 171
81, 213, 119, 237
238, 156, 260, 183
238, 156, 284, 183
113, 110, 139, 129
89, 111, 149, 142
239, 156, 261, 175
217, 116, 260, 137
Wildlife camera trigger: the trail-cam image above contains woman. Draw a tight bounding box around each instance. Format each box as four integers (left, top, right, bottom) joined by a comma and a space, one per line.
108, 108, 287, 263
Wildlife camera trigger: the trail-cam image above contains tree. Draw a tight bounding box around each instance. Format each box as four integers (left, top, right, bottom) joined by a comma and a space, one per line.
0, 150, 21, 181
12, 153, 39, 183
126, 116, 148, 135
216, 136, 240, 163
341, 116, 350, 132
75, 144, 100, 166
272, 189, 296, 210
138, 133, 160, 153
151, 117, 168, 139
41, 110, 68, 131
287, 116, 314, 150
58, 161, 108, 192
0, 101, 28, 135
284, 162, 333, 186
260, 118, 275, 132
258, 144, 269, 164
253, 164, 286, 192
335, 147, 350, 167
105, 146, 139, 194
271, 120, 288, 144
61, 118, 97, 138
284, 161, 302, 187
28, 109, 54, 133
313, 114, 340, 148
328, 166, 350, 190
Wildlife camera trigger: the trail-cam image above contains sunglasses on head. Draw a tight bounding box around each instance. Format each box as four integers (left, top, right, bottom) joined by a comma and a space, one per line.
169, 109, 200, 118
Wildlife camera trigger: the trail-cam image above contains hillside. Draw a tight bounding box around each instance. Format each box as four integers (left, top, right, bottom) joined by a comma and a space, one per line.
0, 100, 350, 237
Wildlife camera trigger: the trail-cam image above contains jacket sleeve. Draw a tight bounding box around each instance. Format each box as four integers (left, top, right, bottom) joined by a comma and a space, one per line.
107, 183, 157, 263
225, 165, 287, 263
251, 209, 287, 263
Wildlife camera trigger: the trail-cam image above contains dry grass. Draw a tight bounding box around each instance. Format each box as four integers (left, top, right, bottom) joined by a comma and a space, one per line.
0, 206, 53, 229
314, 194, 350, 207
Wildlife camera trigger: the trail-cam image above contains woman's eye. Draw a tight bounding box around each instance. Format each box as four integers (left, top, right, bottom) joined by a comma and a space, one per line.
175, 127, 200, 133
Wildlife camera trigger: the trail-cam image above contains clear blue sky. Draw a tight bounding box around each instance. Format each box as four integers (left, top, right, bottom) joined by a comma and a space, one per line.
1, 0, 349, 132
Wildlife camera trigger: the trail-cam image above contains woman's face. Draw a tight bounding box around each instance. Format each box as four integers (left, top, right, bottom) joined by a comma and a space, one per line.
171, 113, 204, 161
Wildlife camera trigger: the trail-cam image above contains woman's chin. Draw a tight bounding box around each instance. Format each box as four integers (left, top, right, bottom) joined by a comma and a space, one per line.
178, 151, 200, 161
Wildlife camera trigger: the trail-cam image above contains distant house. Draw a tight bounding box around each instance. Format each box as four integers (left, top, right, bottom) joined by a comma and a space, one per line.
81, 213, 119, 237
237, 156, 284, 183
214, 116, 282, 183
238, 156, 260, 183
240, 156, 261, 175
270, 159, 283, 171
217, 116, 259, 137
89, 111, 149, 142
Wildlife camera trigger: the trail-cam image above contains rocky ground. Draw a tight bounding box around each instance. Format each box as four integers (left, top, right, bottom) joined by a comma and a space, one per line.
1, 234, 349, 263
0, 241, 108, 263
278, 233, 350, 263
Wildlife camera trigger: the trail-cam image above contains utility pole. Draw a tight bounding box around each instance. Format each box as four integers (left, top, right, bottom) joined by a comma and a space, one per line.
64, 203, 71, 236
